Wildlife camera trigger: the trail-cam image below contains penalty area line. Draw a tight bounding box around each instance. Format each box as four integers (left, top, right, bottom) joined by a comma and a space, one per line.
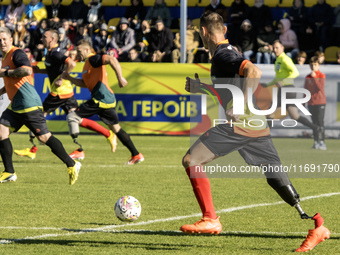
1, 192, 339, 244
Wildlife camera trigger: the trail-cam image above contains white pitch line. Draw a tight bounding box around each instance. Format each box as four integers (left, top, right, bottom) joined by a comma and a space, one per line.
1, 192, 340, 244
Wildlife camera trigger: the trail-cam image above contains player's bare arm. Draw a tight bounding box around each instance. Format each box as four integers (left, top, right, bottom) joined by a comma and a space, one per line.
0, 86, 6, 96
61, 71, 87, 88
55, 58, 77, 87
32, 65, 47, 74
242, 61, 262, 103
0, 67, 32, 78
103, 55, 127, 88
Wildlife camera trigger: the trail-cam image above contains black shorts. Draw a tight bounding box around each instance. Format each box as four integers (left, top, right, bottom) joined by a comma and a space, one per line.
0, 108, 50, 136
75, 99, 119, 125
277, 85, 296, 108
198, 124, 281, 166
43, 94, 78, 114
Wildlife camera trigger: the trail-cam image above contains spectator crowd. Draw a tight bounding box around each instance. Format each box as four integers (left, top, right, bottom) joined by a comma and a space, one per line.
0, 0, 339, 64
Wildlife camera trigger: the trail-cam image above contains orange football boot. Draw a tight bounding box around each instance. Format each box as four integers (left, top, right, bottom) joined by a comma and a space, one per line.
180, 216, 222, 235
125, 153, 144, 165
295, 213, 330, 252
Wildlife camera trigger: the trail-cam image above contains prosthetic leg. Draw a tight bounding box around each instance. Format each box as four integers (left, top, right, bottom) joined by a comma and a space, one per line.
264, 164, 330, 252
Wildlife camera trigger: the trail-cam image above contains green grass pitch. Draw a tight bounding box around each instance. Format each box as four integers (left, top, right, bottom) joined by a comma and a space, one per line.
0, 134, 339, 254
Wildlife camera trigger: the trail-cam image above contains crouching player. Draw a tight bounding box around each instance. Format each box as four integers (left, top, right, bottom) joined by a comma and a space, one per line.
61, 40, 143, 165
180, 12, 330, 252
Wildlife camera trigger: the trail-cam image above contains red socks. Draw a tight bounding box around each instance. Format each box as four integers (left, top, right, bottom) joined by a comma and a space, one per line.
80, 118, 110, 137
30, 146, 38, 153
186, 166, 217, 219
312, 213, 324, 228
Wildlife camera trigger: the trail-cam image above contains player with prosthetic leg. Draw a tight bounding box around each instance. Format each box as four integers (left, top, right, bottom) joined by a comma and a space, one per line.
13, 29, 117, 160
61, 40, 143, 165
180, 12, 330, 252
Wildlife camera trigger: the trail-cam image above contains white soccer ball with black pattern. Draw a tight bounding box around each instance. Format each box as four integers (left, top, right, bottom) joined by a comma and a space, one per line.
114, 196, 141, 222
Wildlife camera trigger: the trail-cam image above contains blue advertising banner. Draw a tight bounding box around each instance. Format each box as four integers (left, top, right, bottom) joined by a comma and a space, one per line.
33, 73, 202, 123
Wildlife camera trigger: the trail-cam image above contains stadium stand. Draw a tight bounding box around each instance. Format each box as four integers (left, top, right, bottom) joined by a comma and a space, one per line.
107, 17, 121, 33
278, 0, 294, 7
304, 0, 317, 8
324, 46, 340, 63
327, 0, 339, 8
188, 0, 199, 7
196, 0, 211, 7
117, 0, 132, 6
264, 0, 279, 7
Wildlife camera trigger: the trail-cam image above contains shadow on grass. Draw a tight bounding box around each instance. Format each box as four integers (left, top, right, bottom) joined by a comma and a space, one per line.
8, 239, 196, 251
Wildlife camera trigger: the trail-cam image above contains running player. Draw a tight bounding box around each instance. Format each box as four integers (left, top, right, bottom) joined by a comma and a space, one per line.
262, 40, 320, 141
0, 27, 80, 185
180, 12, 330, 252
13, 29, 117, 160
61, 40, 144, 165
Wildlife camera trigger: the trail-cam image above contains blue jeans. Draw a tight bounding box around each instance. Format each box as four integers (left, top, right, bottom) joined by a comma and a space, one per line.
256, 52, 272, 64
243, 50, 253, 60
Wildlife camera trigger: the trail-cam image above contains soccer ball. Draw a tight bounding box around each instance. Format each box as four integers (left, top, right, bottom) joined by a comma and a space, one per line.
114, 196, 141, 222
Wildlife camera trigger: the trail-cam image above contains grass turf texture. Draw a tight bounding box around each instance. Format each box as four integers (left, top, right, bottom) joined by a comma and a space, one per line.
1, 134, 339, 254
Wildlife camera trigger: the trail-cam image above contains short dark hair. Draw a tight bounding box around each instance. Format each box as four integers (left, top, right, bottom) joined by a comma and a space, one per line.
200, 11, 224, 34
47, 29, 59, 41
273, 40, 283, 46
296, 51, 307, 59
309, 56, 320, 64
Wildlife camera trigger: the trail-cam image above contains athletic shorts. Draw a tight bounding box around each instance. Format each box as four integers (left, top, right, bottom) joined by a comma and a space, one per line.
0, 108, 50, 136
75, 99, 119, 125
198, 124, 281, 166
43, 94, 78, 114
277, 85, 296, 108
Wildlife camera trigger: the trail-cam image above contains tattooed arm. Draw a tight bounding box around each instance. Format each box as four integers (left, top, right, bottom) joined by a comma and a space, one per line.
0, 67, 32, 78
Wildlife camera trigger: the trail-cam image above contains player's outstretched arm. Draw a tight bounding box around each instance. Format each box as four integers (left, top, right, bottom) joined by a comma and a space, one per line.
0, 67, 32, 78
61, 71, 87, 88
185, 73, 206, 93
55, 58, 77, 87
32, 65, 47, 74
103, 55, 127, 88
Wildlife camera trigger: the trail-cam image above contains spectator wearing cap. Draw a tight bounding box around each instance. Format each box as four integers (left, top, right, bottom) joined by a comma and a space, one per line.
148, 19, 173, 62
4, 0, 26, 30
234, 19, 255, 60
46, 0, 68, 25
58, 27, 73, 55
144, 0, 171, 28
21, 0, 47, 27
93, 23, 109, 54
87, 0, 105, 37
108, 17, 136, 62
